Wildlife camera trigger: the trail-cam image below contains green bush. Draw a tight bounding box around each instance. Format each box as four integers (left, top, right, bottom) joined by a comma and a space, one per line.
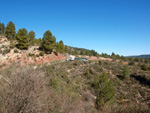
28, 53, 35, 57
123, 65, 130, 80
36, 54, 39, 57
84, 69, 92, 79
9, 40, 15, 49
49, 76, 60, 89
14, 49, 19, 53
93, 73, 115, 110
141, 64, 148, 71
2, 49, 10, 55
39, 51, 44, 56
98, 60, 103, 65
129, 61, 135, 66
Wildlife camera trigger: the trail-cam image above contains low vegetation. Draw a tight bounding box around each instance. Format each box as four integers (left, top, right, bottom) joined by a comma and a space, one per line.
0, 59, 150, 113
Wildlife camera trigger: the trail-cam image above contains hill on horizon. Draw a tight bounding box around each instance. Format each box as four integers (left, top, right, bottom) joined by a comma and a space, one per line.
127, 54, 150, 59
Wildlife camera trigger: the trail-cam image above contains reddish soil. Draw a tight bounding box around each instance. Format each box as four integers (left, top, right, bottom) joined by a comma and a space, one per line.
122, 61, 129, 65
0, 53, 66, 69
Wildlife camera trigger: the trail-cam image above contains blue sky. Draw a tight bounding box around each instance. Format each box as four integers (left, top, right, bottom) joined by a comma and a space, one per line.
0, 0, 150, 56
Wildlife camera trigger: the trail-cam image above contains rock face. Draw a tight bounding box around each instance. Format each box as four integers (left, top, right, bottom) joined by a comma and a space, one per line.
0, 51, 66, 69
0, 35, 9, 48
0, 35, 67, 69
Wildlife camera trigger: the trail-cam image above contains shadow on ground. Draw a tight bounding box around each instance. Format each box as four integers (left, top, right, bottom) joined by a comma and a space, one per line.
117, 75, 124, 80
131, 75, 150, 87
117, 74, 150, 87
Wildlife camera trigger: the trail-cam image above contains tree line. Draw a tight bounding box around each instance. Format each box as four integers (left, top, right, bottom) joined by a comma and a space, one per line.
2, 21, 149, 63
0, 21, 101, 56
0, 21, 67, 54
68, 49, 100, 56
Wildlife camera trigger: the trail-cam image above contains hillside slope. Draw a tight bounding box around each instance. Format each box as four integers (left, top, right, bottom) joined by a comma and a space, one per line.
0, 59, 150, 113
0, 35, 66, 69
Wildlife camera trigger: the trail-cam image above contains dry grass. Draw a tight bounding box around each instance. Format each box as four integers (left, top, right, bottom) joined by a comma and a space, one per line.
0, 65, 50, 113
0, 60, 150, 113
0, 64, 84, 113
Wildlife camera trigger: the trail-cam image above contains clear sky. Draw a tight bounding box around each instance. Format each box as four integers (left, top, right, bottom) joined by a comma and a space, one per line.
0, 0, 150, 56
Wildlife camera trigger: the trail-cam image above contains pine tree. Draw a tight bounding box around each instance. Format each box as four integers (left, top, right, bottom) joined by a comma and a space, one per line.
38, 38, 42, 46
34, 38, 42, 46
111, 52, 115, 59
111, 52, 115, 57
56, 40, 65, 53
94, 73, 115, 110
9, 40, 15, 49
28, 30, 35, 46
16, 28, 29, 50
56, 42, 60, 52
123, 65, 130, 80
91, 50, 99, 56
5, 21, 16, 40
80, 50, 84, 55
73, 50, 78, 55
59, 40, 65, 53
86, 50, 92, 56
0, 23, 5, 34
0, 23, 2, 34
64, 45, 68, 53
1, 23, 5, 33
42, 30, 56, 54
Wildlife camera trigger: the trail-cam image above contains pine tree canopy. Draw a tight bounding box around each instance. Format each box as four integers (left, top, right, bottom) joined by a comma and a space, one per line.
16, 28, 29, 50
123, 65, 130, 80
5, 21, 16, 40
28, 30, 35, 46
0, 22, 5, 34
42, 30, 56, 54
95, 73, 115, 109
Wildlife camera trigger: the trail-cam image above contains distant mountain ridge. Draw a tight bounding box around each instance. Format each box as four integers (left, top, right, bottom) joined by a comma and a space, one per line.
67, 46, 89, 51
127, 54, 150, 59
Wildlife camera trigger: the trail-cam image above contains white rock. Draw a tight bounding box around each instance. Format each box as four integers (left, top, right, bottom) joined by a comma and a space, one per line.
33, 66, 37, 70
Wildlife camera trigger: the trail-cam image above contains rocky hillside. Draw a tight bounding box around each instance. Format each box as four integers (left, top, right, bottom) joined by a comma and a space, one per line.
0, 35, 66, 69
